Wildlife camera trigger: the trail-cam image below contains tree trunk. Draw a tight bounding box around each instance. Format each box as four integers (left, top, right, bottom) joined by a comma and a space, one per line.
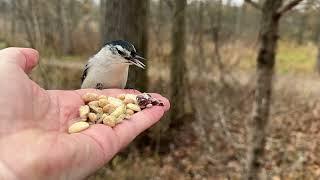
196, 1, 205, 76
296, 12, 307, 45
169, 0, 187, 126
57, 0, 71, 55
10, 0, 17, 42
100, 0, 149, 92
245, 0, 283, 179
236, 2, 249, 36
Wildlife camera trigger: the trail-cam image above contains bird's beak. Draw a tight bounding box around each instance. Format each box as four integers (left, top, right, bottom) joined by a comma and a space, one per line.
129, 55, 146, 69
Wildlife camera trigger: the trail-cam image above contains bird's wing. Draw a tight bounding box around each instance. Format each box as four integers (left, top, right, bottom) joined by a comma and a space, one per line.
81, 63, 90, 83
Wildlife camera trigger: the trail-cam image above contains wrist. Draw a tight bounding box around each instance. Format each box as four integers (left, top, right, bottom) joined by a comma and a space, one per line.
0, 161, 18, 180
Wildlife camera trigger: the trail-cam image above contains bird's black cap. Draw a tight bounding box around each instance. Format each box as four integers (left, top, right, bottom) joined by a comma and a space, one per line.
105, 40, 137, 53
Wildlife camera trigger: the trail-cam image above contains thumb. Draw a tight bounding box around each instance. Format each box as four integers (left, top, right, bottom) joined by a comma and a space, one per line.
0, 47, 39, 73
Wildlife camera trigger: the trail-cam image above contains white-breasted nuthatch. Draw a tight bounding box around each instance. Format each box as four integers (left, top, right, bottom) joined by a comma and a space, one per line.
81, 40, 145, 89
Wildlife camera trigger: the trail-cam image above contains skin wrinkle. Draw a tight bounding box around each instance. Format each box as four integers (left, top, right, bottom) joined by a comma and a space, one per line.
81, 125, 121, 160
113, 121, 138, 149
15, 49, 28, 71
35, 132, 61, 179
44, 93, 59, 131
62, 135, 84, 180
112, 128, 125, 151
57, 92, 75, 131
80, 132, 108, 162
32, 84, 53, 130
60, 91, 86, 131
0, 159, 20, 180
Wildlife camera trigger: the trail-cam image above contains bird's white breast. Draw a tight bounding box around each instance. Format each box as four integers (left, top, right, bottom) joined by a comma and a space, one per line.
81, 63, 129, 89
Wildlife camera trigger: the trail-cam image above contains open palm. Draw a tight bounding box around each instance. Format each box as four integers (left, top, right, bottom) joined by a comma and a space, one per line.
0, 48, 169, 180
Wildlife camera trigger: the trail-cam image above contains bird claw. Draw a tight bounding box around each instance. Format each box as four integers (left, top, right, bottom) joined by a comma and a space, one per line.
96, 83, 103, 90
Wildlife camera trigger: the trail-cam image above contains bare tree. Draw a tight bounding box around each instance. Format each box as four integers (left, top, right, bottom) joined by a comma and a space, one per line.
57, 0, 71, 55
244, 0, 304, 179
169, 0, 187, 126
100, 0, 149, 92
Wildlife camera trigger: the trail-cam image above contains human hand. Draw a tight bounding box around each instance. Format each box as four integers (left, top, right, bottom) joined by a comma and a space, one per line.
0, 48, 169, 180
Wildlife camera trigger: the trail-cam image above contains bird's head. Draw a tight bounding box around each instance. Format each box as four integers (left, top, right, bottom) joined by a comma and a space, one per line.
101, 40, 145, 69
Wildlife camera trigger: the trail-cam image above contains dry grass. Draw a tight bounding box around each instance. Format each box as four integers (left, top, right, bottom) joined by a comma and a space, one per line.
239, 40, 318, 75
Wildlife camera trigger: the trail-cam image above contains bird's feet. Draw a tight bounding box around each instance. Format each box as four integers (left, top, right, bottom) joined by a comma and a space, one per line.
95, 83, 104, 90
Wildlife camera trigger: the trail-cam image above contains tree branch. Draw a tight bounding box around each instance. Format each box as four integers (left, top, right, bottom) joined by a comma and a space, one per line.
244, 0, 261, 10
277, 0, 304, 16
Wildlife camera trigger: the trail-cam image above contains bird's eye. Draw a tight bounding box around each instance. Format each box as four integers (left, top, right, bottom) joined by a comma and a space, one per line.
117, 49, 125, 56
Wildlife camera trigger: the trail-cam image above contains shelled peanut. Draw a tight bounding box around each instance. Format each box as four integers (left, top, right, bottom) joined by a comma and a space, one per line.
68, 92, 163, 134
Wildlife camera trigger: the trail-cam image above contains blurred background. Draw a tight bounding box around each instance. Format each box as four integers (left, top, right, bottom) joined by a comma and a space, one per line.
1, 0, 320, 179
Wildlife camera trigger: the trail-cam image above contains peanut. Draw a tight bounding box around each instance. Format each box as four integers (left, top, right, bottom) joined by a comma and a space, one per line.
88, 113, 97, 122
102, 104, 114, 113
125, 94, 137, 104
82, 93, 99, 103
89, 104, 103, 114
103, 115, 116, 127
123, 98, 135, 104
126, 109, 134, 115
110, 105, 126, 117
98, 98, 109, 107
88, 100, 99, 107
116, 114, 126, 123
96, 114, 107, 124
126, 103, 141, 112
108, 106, 117, 114
117, 94, 126, 100
79, 105, 90, 119
68, 121, 90, 133
98, 95, 108, 100
108, 97, 124, 107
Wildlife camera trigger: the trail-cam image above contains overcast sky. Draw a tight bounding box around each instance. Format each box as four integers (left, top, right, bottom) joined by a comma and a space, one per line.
224, 0, 243, 6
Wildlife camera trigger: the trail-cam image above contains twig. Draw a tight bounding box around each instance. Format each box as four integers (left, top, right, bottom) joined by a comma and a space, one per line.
244, 0, 261, 10
277, 0, 304, 16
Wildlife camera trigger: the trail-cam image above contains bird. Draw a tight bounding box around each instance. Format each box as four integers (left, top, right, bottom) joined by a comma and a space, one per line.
81, 40, 145, 90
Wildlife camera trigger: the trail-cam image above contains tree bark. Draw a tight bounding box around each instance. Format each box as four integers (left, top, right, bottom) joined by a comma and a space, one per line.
57, 0, 71, 55
100, 0, 149, 92
195, 1, 205, 76
245, 0, 283, 179
297, 12, 307, 45
169, 0, 187, 126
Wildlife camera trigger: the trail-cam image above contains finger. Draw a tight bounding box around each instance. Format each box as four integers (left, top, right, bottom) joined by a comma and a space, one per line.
148, 93, 171, 111
0, 47, 39, 73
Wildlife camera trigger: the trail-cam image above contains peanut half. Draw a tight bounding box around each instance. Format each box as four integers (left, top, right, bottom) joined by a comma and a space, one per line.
79, 105, 90, 119
126, 103, 141, 112
82, 93, 99, 103
68, 122, 90, 133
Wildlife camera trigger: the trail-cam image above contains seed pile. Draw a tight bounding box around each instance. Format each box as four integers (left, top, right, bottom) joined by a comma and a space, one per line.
68, 93, 164, 134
